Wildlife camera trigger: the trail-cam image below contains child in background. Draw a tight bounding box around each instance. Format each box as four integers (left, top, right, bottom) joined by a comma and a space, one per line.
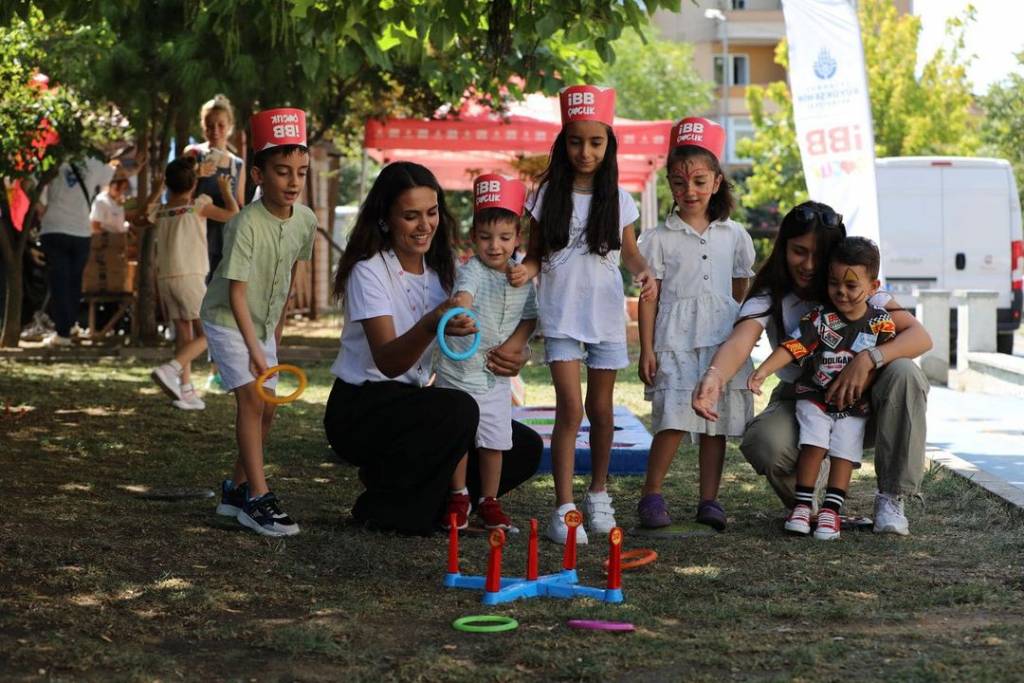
150, 156, 239, 409
630, 120, 753, 532
200, 108, 317, 537
89, 169, 131, 234
435, 174, 538, 531
508, 85, 656, 544
748, 237, 896, 540
636, 118, 755, 531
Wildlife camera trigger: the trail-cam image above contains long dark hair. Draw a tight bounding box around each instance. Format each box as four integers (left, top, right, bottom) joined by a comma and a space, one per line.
532, 127, 621, 257
741, 200, 847, 334
333, 161, 457, 300
666, 145, 735, 222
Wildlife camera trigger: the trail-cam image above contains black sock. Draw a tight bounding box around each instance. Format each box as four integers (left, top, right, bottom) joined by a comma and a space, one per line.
823, 487, 846, 513
794, 485, 815, 509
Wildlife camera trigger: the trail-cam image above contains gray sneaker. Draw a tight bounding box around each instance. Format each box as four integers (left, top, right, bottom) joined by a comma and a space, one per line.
873, 493, 909, 536
637, 493, 672, 529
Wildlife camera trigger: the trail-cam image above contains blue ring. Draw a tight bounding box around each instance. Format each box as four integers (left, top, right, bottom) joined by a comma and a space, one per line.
437, 307, 481, 361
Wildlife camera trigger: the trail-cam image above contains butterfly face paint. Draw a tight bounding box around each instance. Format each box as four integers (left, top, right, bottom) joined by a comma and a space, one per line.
827, 261, 878, 318
667, 158, 721, 222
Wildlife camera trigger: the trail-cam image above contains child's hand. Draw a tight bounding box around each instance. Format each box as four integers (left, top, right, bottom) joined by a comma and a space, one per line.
507, 263, 529, 288
249, 348, 270, 380
638, 348, 657, 386
216, 174, 231, 192
747, 371, 766, 396
635, 268, 658, 302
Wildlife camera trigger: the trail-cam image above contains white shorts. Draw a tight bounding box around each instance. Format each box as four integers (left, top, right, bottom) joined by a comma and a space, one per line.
795, 400, 866, 465
435, 377, 513, 451
202, 321, 278, 393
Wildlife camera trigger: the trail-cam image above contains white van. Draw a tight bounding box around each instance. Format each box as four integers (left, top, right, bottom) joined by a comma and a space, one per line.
876, 156, 1024, 354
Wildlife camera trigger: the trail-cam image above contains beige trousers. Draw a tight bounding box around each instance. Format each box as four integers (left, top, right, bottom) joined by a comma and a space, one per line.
740, 359, 929, 508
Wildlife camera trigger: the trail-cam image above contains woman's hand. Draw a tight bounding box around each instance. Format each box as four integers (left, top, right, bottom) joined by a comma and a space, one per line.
426, 298, 478, 337
747, 370, 767, 396
485, 342, 530, 377
638, 348, 657, 386
825, 351, 874, 410
692, 369, 725, 421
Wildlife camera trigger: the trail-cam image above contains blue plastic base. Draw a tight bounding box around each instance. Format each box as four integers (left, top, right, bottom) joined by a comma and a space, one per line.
445, 568, 624, 605
513, 405, 652, 475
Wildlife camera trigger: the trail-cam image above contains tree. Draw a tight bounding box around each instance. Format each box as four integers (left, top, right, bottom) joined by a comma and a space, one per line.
738, 0, 980, 212
8, 0, 683, 342
981, 52, 1024, 205
0, 9, 123, 347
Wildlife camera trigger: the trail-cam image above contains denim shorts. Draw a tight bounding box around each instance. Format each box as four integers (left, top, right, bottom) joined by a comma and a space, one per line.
543, 337, 629, 370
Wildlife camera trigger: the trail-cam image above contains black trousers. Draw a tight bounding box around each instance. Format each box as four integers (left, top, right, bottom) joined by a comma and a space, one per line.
324, 379, 542, 535
41, 233, 90, 337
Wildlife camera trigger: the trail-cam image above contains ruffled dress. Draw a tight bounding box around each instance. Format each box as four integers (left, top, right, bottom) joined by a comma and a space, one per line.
638, 214, 756, 438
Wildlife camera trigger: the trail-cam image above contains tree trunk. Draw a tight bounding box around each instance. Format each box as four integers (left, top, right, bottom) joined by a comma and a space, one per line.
0, 187, 30, 347
133, 122, 161, 344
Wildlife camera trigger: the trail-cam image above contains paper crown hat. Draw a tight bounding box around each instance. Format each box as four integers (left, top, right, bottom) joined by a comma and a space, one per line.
473, 174, 527, 216
669, 117, 726, 160
250, 108, 307, 153
559, 85, 616, 127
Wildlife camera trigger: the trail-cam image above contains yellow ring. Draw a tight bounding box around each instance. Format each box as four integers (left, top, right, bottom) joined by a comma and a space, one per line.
255, 364, 308, 405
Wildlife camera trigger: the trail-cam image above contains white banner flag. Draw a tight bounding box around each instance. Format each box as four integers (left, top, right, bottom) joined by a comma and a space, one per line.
783, 0, 880, 247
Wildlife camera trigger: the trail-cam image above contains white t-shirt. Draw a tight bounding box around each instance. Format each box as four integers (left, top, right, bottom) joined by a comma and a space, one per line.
331, 250, 448, 387
528, 184, 640, 343
41, 159, 115, 238
738, 290, 894, 383
89, 191, 127, 233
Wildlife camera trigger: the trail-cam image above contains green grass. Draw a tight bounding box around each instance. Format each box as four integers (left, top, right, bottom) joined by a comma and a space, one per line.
2, 329, 1024, 682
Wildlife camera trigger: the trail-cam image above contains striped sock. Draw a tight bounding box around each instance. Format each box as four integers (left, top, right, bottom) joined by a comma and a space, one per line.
794, 484, 815, 509
823, 487, 846, 513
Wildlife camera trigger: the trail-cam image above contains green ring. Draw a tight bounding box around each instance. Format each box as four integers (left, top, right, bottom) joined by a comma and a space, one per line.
452, 615, 519, 633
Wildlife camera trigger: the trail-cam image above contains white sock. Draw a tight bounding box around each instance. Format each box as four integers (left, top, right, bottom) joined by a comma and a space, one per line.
450, 487, 468, 496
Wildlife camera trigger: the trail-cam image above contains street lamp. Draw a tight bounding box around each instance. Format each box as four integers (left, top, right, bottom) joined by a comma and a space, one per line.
704, 7, 729, 174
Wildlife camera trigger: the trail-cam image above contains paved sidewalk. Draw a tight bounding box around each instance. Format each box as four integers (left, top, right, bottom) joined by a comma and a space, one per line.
926, 385, 1024, 508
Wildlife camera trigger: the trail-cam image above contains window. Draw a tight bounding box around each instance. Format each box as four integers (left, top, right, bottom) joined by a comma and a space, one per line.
728, 117, 755, 164
713, 54, 750, 86
730, 0, 746, 9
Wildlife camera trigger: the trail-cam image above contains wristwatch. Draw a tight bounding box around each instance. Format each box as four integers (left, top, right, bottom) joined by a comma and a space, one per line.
868, 347, 886, 370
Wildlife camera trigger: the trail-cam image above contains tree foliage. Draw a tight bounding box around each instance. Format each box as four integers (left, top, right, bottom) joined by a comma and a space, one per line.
738, 0, 979, 212
980, 52, 1024, 204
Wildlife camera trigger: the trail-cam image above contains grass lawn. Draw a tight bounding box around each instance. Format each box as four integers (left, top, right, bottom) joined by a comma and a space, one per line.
3, 321, 1024, 682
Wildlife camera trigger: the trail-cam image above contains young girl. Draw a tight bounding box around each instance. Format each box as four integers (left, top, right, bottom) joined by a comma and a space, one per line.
636, 117, 755, 531
508, 85, 656, 545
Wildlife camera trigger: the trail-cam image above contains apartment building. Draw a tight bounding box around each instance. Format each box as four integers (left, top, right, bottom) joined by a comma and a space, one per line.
654, 0, 912, 168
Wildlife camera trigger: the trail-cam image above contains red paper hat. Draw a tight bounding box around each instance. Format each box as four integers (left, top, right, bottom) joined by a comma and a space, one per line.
250, 108, 307, 152
559, 85, 615, 127
474, 174, 526, 216
669, 117, 726, 160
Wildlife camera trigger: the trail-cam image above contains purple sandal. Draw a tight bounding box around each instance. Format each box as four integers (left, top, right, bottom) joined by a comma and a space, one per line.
696, 499, 727, 531
637, 493, 672, 529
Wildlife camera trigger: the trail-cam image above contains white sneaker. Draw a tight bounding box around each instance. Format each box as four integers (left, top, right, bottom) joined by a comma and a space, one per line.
873, 492, 910, 536
545, 503, 589, 545
43, 333, 72, 348
172, 383, 206, 410
151, 362, 183, 400
582, 489, 617, 534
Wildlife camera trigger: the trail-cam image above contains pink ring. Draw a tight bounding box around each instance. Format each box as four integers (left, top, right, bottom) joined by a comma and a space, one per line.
567, 619, 635, 632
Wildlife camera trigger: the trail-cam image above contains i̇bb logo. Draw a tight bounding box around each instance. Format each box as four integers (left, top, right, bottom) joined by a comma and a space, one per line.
476, 180, 501, 196
273, 124, 301, 139
566, 92, 595, 106
805, 124, 863, 156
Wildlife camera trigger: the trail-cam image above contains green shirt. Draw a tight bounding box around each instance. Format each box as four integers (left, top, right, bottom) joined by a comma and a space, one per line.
200, 199, 317, 341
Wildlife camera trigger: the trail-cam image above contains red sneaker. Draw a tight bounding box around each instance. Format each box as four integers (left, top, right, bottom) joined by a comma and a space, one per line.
444, 492, 471, 530
476, 497, 512, 530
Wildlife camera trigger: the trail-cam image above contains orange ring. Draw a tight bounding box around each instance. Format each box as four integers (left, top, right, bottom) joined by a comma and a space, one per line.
255, 364, 308, 405
603, 548, 657, 572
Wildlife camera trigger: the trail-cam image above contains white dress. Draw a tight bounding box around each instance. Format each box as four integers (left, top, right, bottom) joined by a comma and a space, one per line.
638, 214, 756, 437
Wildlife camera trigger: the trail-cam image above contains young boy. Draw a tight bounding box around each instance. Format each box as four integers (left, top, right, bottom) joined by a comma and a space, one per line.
200, 108, 317, 537
747, 237, 896, 540
150, 157, 239, 409
433, 174, 538, 530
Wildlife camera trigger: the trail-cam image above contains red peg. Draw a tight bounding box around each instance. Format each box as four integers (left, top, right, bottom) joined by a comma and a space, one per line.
485, 528, 506, 593
446, 513, 460, 574
607, 527, 623, 590
527, 518, 539, 580
562, 509, 583, 570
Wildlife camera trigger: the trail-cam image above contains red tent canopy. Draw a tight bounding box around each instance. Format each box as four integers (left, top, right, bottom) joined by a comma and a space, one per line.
363, 93, 673, 193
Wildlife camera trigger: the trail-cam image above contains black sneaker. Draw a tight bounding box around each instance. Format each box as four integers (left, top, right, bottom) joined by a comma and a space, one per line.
215, 480, 249, 517
236, 492, 300, 537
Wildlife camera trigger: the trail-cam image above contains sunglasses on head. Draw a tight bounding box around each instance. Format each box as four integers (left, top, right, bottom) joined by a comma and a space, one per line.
792, 205, 843, 228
